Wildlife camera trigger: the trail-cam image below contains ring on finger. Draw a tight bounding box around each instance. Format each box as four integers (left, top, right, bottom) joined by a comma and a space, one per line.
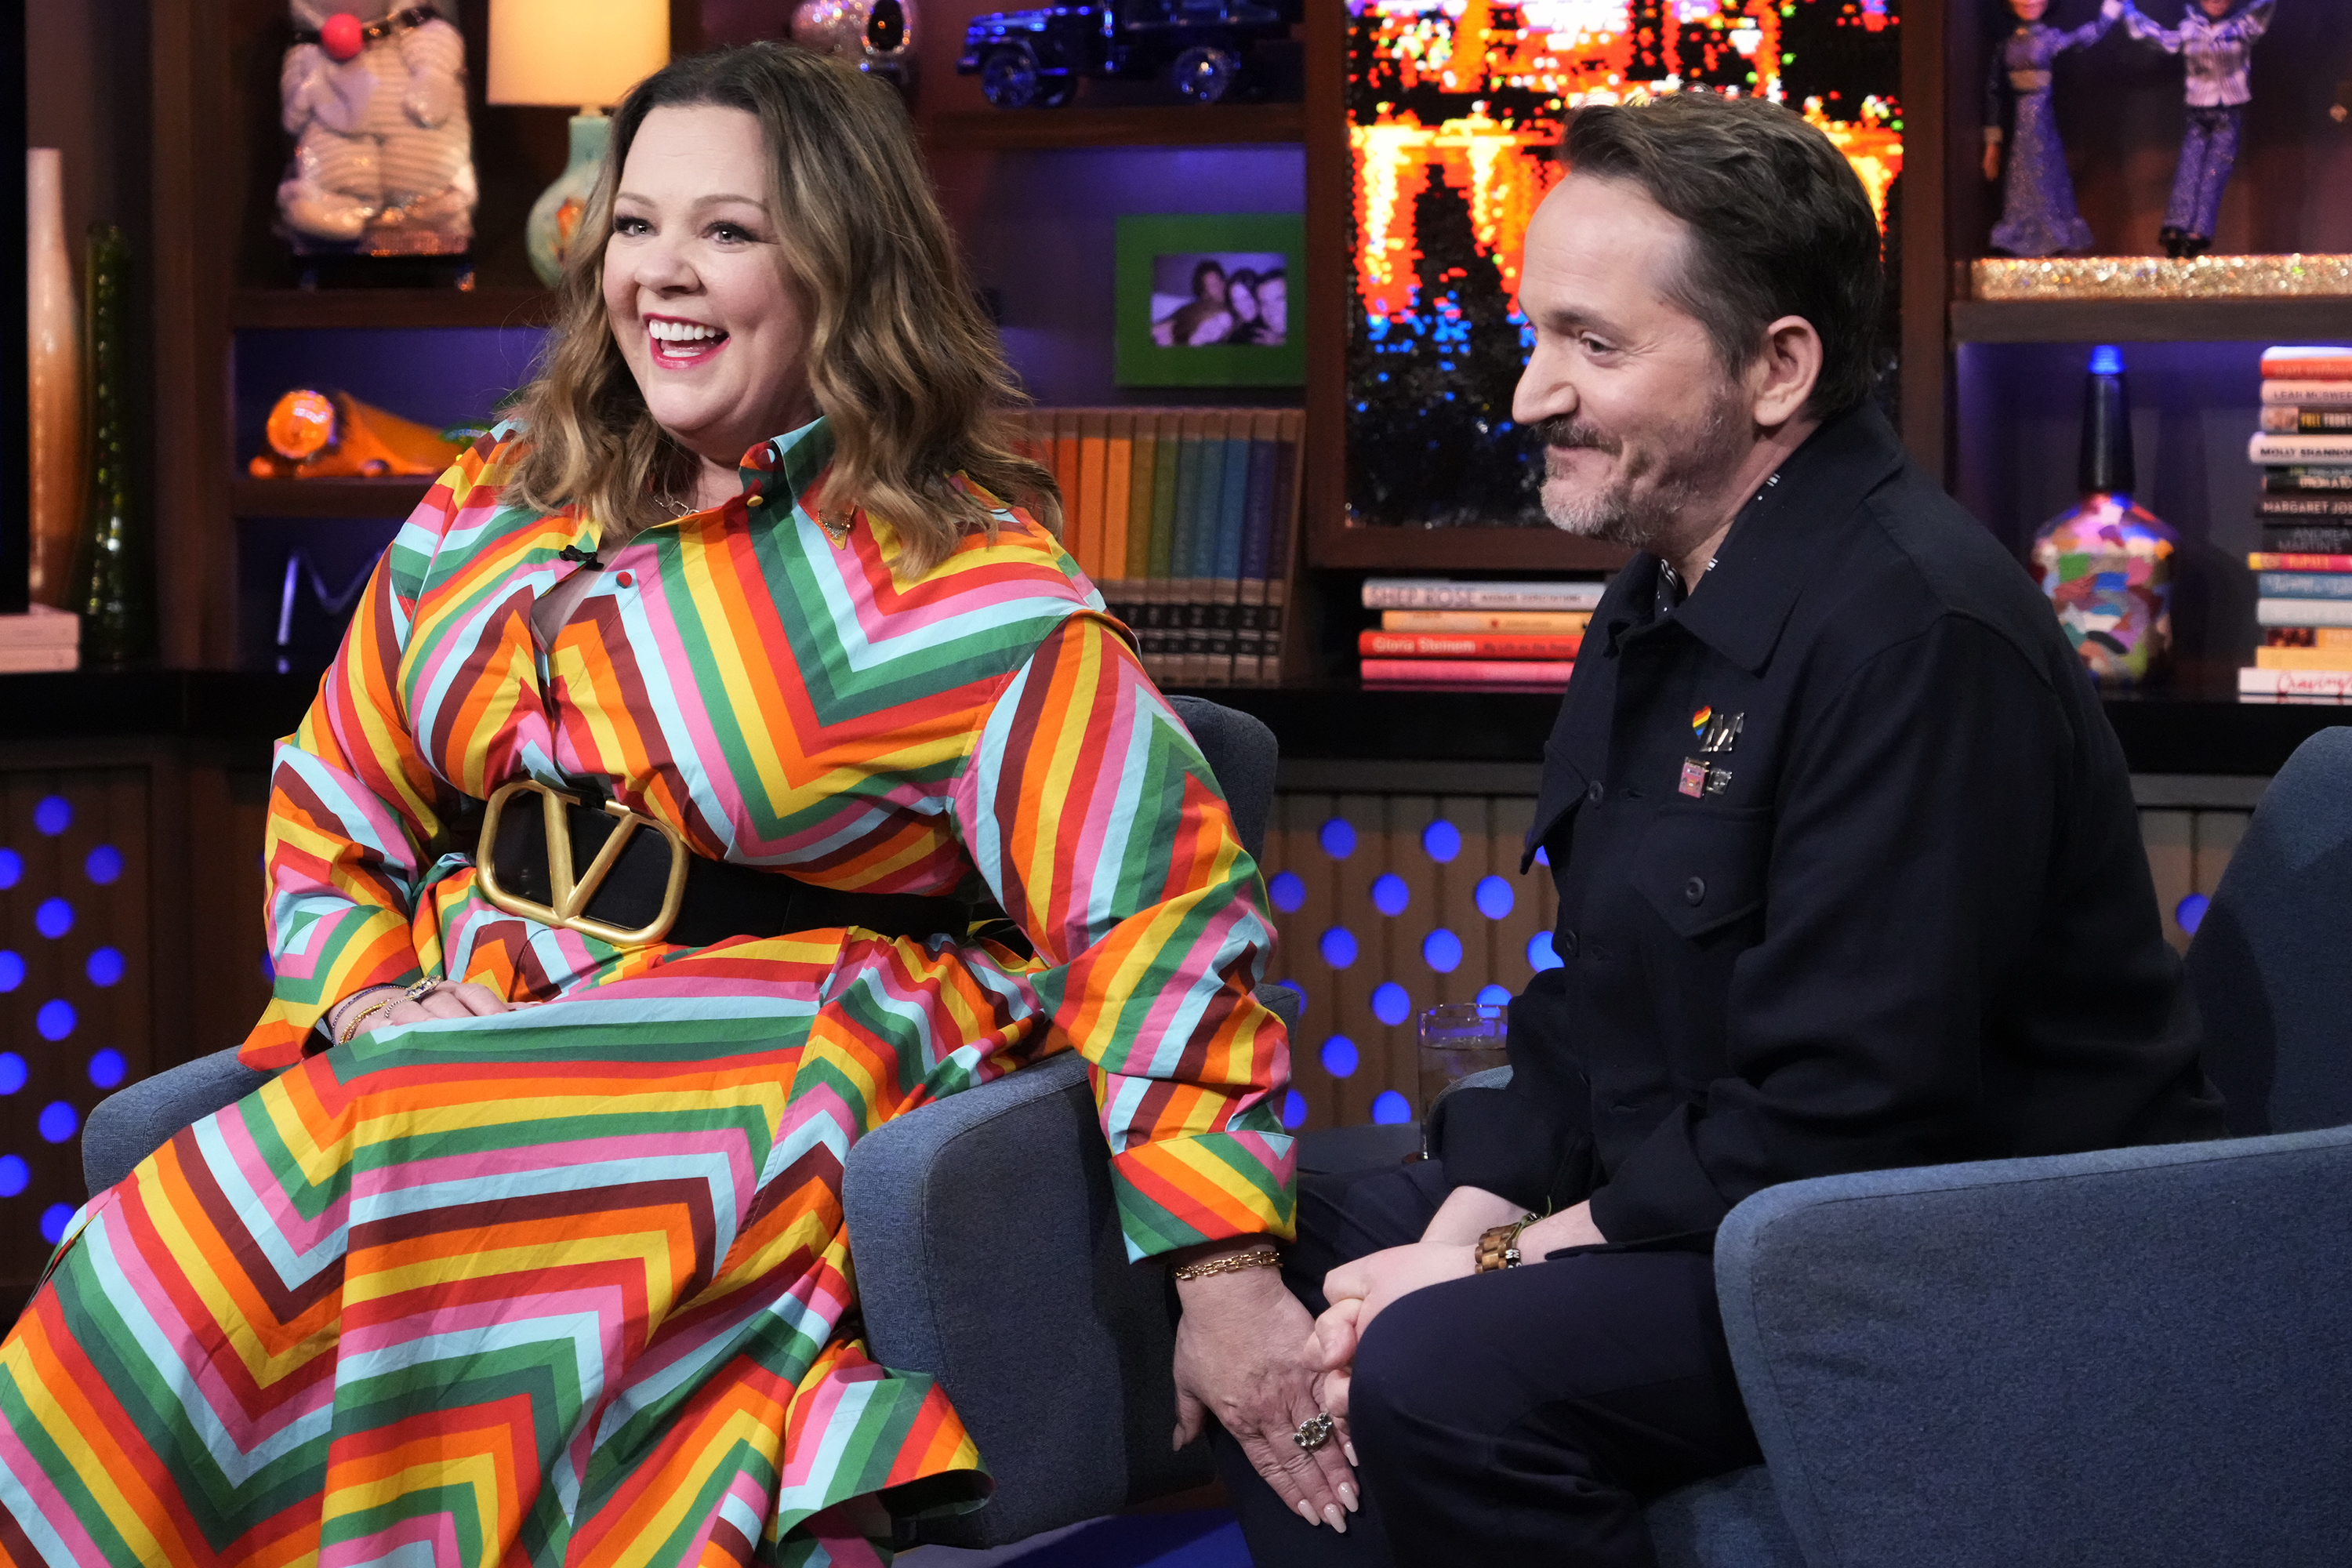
1293, 1411, 1336, 1452
404, 978, 441, 1004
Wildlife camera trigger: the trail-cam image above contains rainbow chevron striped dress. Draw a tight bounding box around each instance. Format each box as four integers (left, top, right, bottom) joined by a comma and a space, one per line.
0, 419, 1294, 1566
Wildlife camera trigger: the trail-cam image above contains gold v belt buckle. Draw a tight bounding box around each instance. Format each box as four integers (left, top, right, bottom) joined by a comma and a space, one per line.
475, 779, 690, 948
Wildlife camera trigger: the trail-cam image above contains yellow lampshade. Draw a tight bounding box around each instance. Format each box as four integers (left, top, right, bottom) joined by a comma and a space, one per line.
488, 0, 671, 109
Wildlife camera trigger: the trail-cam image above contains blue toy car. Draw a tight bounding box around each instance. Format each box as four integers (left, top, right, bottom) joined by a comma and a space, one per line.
957, 0, 1297, 108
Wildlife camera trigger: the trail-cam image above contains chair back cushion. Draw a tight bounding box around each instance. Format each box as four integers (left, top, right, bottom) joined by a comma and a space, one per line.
1715, 1127, 2352, 1568
2187, 725, 2352, 1134
1167, 696, 1277, 862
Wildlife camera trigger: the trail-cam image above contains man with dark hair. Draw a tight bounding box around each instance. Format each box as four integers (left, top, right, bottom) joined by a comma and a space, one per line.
1218, 91, 2223, 1566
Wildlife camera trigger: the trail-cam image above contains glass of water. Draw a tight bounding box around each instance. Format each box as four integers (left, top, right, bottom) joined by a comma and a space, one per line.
1417, 1001, 1510, 1120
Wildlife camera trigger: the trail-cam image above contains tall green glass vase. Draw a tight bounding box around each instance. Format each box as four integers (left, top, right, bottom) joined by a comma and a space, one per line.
69, 223, 154, 664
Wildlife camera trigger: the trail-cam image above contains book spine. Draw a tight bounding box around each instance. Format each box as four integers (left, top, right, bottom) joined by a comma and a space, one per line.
0, 644, 80, 673
1052, 410, 1081, 535
2256, 597, 2352, 627
2261, 407, 2352, 434
2238, 665, 2352, 697
1234, 410, 1280, 686
2249, 553, 2352, 572
1114, 409, 1156, 642
2256, 572, 2352, 598
1147, 412, 1184, 684
2258, 493, 2352, 517
1205, 417, 1253, 687
2263, 357, 2352, 382
2263, 626, 2352, 648
1101, 410, 1133, 612
1361, 581, 1607, 610
2253, 646, 2352, 670
2262, 380, 2352, 407
1262, 409, 1305, 688
2252, 433, 2352, 464
2259, 528, 2352, 553
1361, 658, 1575, 685
2264, 468, 2352, 492
1379, 609, 1593, 633
1074, 410, 1108, 580
1359, 631, 1585, 659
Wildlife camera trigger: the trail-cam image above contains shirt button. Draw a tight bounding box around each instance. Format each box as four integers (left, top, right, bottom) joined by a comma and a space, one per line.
1586, 781, 1603, 804
746, 494, 766, 507
615, 571, 634, 589
1684, 877, 1706, 906
1561, 930, 1579, 957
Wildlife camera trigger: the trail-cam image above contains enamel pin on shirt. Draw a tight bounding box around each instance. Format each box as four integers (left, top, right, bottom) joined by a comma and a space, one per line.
1680, 706, 1742, 797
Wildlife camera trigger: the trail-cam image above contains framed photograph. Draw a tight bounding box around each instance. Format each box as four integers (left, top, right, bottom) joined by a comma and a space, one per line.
1114, 213, 1306, 388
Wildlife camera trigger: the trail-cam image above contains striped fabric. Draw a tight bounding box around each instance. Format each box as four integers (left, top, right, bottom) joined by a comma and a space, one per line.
0, 419, 1294, 1564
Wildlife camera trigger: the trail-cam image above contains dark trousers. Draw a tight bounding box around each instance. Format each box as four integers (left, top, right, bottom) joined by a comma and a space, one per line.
1218, 1159, 1760, 1567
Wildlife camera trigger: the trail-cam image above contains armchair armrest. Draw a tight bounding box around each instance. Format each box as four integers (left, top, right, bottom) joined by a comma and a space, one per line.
1714, 1127, 2352, 1568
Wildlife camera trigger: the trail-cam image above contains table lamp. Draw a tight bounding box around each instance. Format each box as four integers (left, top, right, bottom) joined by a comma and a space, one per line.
488, 0, 670, 287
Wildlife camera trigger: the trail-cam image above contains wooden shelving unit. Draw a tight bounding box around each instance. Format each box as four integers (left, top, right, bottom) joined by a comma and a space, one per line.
1953, 296, 2352, 345
924, 104, 1305, 150
230, 477, 436, 518
1311, 528, 1629, 574
230, 287, 555, 331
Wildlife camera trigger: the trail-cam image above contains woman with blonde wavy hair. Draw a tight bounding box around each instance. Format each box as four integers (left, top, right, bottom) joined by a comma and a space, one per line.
0, 43, 1344, 1565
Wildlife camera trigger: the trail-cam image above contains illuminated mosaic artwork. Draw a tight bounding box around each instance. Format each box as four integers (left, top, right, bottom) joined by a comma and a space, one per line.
1347, 0, 1904, 528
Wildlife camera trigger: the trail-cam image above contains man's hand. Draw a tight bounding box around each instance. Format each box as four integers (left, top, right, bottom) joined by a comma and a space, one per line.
1316, 1240, 1478, 1366
334, 980, 514, 1042
1171, 1254, 1359, 1531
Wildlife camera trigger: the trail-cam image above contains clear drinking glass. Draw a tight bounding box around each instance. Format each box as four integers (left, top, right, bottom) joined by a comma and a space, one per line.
1417, 1002, 1510, 1120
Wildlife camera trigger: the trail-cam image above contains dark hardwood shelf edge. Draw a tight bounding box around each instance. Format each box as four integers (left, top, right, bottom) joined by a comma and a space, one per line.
230, 477, 434, 517
1952, 294, 2352, 344
923, 104, 1306, 149
1310, 526, 1631, 572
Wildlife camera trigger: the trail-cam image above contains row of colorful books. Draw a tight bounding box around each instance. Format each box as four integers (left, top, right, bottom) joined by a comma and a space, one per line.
1008, 407, 1304, 688
2239, 346, 2352, 699
1356, 577, 1605, 687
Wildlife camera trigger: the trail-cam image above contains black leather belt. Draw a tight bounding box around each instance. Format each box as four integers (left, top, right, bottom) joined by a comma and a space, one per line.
469, 779, 978, 951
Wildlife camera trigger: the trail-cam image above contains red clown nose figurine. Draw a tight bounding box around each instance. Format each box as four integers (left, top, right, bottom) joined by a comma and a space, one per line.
318, 11, 365, 59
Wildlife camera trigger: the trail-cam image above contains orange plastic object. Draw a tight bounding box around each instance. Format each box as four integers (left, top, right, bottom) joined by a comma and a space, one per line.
250, 389, 465, 480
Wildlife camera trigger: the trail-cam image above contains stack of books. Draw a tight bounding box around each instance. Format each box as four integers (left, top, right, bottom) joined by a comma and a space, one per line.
0, 604, 79, 673
1357, 578, 1605, 687
2241, 346, 2352, 700
1007, 407, 1305, 688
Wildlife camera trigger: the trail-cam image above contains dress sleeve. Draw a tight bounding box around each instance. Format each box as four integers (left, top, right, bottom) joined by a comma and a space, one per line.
237, 437, 500, 1070
2120, 2, 2181, 51
954, 612, 1297, 1261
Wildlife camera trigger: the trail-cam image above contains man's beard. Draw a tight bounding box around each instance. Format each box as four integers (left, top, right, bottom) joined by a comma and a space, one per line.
1530, 386, 1748, 552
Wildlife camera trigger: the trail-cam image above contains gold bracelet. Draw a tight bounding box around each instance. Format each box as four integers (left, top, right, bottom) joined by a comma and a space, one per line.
336, 991, 405, 1047
1171, 1247, 1282, 1283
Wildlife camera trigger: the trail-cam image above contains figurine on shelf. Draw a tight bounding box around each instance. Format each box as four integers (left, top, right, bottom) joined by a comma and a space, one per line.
248, 388, 466, 480
278, 2, 476, 258
2116, 0, 2278, 258
1982, 0, 2122, 257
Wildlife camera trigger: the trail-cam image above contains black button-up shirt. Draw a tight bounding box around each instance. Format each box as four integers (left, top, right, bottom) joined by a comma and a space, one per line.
1443, 404, 2225, 1243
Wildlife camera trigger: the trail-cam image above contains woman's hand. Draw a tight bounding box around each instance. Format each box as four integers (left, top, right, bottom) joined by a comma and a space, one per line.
1171, 1254, 1360, 1531
332, 980, 515, 1042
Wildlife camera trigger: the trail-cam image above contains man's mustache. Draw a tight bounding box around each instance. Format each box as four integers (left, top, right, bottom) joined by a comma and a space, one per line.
1529, 416, 1621, 456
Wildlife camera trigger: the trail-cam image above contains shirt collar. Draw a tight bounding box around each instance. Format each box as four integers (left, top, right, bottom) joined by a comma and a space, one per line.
734, 415, 834, 515
1650, 401, 1910, 674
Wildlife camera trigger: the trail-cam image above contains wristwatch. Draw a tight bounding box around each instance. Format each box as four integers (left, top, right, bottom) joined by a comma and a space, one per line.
1473, 1214, 1540, 1273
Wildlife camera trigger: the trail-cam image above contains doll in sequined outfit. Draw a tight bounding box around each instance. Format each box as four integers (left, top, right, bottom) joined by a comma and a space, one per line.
1983, 0, 2123, 256
2116, 0, 2278, 257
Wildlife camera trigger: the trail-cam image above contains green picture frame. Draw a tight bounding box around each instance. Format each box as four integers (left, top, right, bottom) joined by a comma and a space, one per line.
1114, 213, 1306, 388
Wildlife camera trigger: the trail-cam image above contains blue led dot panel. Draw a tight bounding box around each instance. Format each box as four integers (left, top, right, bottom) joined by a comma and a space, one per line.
1268, 869, 1306, 913
2176, 893, 2210, 937
40, 1204, 74, 1245
0, 951, 23, 992
1319, 927, 1359, 969
88, 1049, 128, 1090
0, 1156, 26, 1197
38, 1102, 79, 1144
1319, 1035, 1359, 1077
35, 1000, 76, 1041
85, 947, 125, 988
1282, 1089, 1308, 1129
1370, 1090, 1412, 1125
84, 844, 123, 885
1474, 875, 1515, 920
32, 796, 72, 836
1421, 819, 1461, 863
1319, 818, 1357, 859
0, 848, 20, 889
34, 898, 74, 939
1476, 983, 1513, 1006
1423, 928, 1463, 973
0, 1055, 25, 1095
1528, 931, 1563, 971
1370, 982, 1412, 1026
1371, 873, 1410, 916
